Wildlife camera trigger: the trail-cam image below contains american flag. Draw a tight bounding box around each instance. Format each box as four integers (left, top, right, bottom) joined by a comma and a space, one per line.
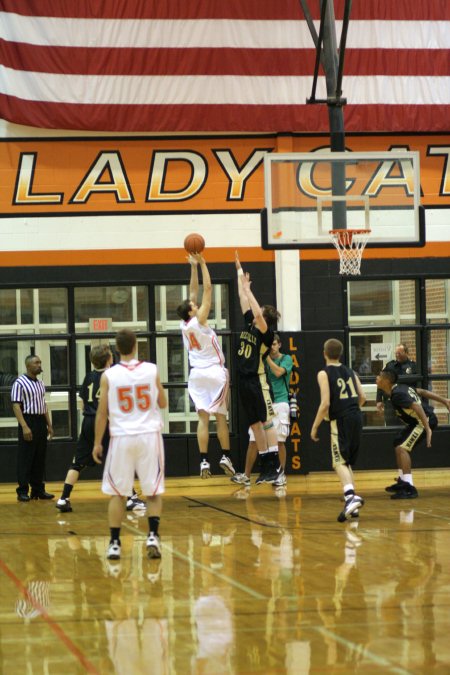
0, 1, 448, 133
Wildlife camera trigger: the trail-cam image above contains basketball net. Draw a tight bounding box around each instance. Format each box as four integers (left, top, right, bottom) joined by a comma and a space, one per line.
329, 229, 371, 276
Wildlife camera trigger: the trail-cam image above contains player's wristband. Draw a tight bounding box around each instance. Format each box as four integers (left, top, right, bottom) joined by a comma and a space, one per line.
237, 268, 244, 276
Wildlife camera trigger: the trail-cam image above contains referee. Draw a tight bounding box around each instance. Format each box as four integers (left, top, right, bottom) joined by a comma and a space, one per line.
11, 355, 54, 502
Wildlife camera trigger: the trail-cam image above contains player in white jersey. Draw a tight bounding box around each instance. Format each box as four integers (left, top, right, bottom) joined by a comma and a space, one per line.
93, 329, 167, 563
177, 253, 235, 479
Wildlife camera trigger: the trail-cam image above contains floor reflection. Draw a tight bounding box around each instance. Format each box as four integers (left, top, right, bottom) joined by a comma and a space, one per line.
1, 491, 450, 673
194, 592, 234, 674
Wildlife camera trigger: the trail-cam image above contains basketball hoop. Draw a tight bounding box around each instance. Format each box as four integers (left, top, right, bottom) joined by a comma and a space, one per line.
329, 229, 371, 276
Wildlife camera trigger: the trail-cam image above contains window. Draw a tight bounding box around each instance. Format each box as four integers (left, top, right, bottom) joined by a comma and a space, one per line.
0, 288, 68, 334
348, 279, 417, 327
427, 381, 450, 425
39, 288, 68, 327
0, 282, 232, 441
347, 277, 450, 429
47, 391, 71, 437
426, 279, 449, 323
347, 278, 426, 428
74, 286, 148, 331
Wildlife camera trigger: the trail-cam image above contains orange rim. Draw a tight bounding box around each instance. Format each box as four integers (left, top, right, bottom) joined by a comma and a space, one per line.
330, 229, 371, 245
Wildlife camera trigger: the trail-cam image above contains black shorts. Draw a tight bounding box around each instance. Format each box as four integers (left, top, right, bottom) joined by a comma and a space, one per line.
73, 416, 110, 468
330, 410, 363, 467
394, 412, 438, 452
238, 374, 274, 426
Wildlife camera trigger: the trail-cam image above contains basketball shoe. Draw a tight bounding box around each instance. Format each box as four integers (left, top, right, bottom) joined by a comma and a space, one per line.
390, 484, 418, 499
55, 498, 72, 513
385, 477, 410, 493
147, 533, 162, 559
231, 472, 251, 487
273, 470, 287, 487
200, 459, 211, 479
257, 463, 283, 485
107, 540, 121, 560
337, 495, 364, 523
219, 455, 235, 476
126, 494, 146, 511
339, 495, 358, 516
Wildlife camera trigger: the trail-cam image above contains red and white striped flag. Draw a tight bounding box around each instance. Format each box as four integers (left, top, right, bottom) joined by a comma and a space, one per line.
0, 0, 448, 132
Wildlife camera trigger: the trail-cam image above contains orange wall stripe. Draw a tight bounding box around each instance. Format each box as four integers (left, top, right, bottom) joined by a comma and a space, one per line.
0, 247, 275, 267
0, 242, 448, 267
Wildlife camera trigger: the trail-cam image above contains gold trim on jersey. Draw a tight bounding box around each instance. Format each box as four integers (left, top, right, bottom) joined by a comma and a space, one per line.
330, 419, 345, 468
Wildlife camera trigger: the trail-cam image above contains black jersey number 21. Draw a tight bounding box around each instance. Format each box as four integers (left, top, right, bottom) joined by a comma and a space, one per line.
337, 377, 357, 399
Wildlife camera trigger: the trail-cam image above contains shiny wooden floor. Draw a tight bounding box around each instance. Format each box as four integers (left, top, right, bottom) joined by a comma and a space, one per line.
1, 469, 450, 674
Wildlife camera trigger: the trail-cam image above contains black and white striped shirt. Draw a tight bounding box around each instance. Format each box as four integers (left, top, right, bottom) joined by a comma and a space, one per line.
11, 375, 47, 415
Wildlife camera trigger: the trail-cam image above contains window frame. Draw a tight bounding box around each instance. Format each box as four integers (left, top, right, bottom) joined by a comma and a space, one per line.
0, 280, 233, 442
345, 275, 450, 429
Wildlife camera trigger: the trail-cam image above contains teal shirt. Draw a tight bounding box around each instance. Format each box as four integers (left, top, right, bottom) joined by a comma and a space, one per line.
265, 354, 293, 403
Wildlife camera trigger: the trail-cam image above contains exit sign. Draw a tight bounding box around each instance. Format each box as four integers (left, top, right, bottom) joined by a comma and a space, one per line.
89, 318, 112, 332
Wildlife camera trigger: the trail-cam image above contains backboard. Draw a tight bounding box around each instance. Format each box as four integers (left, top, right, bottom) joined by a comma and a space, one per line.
261, 151, 425, 249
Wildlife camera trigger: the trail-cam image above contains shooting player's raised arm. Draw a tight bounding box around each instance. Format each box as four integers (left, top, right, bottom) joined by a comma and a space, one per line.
189, 254, 200, 304
235, 251, 250, 314
195, 255, 212, 325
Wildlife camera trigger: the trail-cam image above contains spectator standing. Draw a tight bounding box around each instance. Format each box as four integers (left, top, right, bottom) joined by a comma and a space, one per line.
265, 334, 294, 474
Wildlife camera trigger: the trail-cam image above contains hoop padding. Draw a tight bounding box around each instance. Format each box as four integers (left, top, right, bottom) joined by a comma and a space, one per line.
329, 229, 371, 276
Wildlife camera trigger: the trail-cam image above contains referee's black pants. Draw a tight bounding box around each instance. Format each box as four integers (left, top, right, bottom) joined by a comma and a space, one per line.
17, 415, 48, 496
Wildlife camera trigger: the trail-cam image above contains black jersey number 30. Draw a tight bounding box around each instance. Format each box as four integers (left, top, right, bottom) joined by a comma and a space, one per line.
238, 341, 252, 359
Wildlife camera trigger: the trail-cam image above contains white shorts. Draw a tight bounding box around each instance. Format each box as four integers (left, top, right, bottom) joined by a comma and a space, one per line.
248, 402, 290, 442
188, 365, 229, 415
102, 431, 165, 497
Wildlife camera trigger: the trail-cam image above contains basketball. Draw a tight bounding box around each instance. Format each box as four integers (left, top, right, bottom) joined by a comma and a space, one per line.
184, 233, 205, 254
